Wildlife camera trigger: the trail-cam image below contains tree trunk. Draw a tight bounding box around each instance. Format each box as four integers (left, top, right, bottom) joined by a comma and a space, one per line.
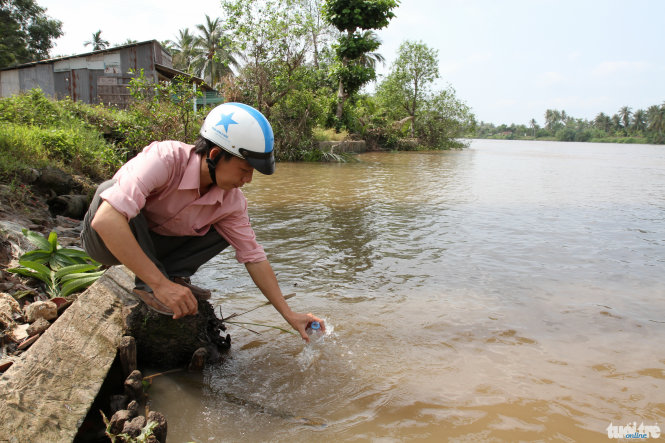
336, 79, 346, 123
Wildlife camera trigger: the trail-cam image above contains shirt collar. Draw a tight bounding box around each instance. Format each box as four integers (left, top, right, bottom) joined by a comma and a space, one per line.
179, 147, 226, 204
179, 148, 203, 191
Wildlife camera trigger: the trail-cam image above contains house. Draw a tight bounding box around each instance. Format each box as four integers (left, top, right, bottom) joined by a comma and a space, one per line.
0, 40, 219, 108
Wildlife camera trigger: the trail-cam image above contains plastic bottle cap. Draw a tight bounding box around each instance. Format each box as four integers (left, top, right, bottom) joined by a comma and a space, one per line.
310, 321, 320, 330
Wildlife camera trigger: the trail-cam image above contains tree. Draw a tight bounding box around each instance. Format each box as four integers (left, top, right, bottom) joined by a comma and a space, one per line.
632, 109, 647, 134
0, 0, 63, 68
611, 114, 621, 134
300, 0, 335, 68
377, 40, 438, 137
220, 0, 328, 158
618, 106, 632, 134
194, 15, 239, 88
221, 0, 311, 114
530, 119, 538, 138
594, 112, 611, 133
357, 30, 385, 69
544, 109, 562, 133
647, 103, 665, 143
417, 86, 475, 148
84, 30, 109, 51
169, 28, 200, 74
323, 0, 398, 124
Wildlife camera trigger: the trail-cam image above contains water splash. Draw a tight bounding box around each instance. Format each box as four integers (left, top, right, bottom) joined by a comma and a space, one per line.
297, 320, 334, 371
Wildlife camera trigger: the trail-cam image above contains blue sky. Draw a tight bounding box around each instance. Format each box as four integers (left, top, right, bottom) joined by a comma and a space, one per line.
41, 0, 665, 125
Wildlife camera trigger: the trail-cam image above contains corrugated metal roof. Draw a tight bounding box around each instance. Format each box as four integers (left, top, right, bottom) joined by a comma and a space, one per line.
0, 39, 161, 71
1, 39, 213, 91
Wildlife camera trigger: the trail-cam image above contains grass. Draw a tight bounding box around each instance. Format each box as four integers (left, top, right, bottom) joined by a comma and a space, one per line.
313, 126, 350, 142
0, 90, 126, 184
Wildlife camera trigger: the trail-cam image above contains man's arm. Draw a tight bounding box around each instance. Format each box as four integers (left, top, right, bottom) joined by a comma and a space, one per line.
91, 201, 198, 319
245, 260, 324, 342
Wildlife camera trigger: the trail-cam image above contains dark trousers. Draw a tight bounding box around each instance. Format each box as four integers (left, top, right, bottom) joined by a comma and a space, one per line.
80, 180, 229, 291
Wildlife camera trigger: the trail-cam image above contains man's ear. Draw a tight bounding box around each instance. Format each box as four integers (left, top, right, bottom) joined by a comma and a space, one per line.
209, 146, 222, 160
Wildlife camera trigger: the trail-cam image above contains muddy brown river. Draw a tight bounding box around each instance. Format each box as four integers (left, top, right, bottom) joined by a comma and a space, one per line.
149, 139, 665, 442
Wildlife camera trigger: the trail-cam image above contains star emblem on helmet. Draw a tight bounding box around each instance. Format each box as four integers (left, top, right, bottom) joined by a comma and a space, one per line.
216, 112, 238, 133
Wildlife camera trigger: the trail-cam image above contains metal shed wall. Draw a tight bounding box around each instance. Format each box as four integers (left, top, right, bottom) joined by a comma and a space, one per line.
0, 41, 180, 108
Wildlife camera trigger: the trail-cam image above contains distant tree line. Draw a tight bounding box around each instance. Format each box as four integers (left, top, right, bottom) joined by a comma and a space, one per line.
475, 104, 665, 145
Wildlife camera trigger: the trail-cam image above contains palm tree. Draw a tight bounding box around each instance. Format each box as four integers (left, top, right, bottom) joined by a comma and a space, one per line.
357, 31, 385, 69
168, 28, 200, 74
194, 15, 240, 88
611, 114, 622, 134
594, 112, 611, 133
544, 109, 561, 132
84, 30, 109, 51
648, 103, 665, 143
618, 106, 632, 134
529, 118, 538, 138
632, 109, 647, 134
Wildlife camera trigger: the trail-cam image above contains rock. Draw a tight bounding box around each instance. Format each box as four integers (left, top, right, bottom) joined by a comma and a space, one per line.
55, 215, 83, 229
0, 221, 35, 262
127, 400, 139, 416
121, 415, 146, 438
0, 293, 22, 329
108, 409, 133, 435
23, 300, 57, 323
26, 318, 50, 336
124, 370, 144, 402
17, 333, 40, 350
10, 323, 29, 342
35, 167, 80, 196
147, 411, 167, 443
47, 195, 89, 220
188, 347, 208, 372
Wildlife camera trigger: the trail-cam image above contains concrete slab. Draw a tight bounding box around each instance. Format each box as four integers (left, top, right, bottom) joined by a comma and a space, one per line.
0, 266, 135, 442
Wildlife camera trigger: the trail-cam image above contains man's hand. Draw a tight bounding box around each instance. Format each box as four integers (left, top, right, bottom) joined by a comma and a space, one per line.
152, 279, 198, 319
285, 312, 326, 342
245, 260, 326, 342
92, 202, 199, 319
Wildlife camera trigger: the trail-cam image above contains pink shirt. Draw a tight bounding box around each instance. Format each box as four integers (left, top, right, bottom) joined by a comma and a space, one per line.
100, 140, 266, 263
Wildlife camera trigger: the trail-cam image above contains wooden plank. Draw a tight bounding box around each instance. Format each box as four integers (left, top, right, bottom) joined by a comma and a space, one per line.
0, 266, 136, 442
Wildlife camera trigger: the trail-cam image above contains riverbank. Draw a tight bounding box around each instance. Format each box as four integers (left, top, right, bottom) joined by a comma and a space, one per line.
476, 134, 654, 144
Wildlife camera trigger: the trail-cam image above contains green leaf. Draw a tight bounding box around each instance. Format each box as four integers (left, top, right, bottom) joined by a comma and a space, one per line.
21, 229, 51, 251
58, 248, 94, 259
47, 231, 58, 253
60, 274, 102, 297
59, 270, 104, 284
16, 259, 53, 282
57, 249, 100, 265
52, 252, 80, 268
7, 266, 49, 282
21, 250, 52, 263
54, 264, 101, 281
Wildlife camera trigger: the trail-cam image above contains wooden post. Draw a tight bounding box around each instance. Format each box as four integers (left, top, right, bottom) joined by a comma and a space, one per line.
118, 335, 137, 378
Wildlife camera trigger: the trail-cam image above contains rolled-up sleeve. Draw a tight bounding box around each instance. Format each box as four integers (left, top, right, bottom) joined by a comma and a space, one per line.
100, 142, 173, 220
214, 195, 267, 263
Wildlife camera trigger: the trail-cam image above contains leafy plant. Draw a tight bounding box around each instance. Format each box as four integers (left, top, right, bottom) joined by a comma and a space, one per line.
7, 229, 103, 298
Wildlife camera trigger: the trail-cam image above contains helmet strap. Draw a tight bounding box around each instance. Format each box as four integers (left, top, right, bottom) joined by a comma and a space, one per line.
206, 151, 221, 186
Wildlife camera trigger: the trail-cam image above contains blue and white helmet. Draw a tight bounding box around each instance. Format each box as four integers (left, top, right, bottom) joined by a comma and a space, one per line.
200, 102, 275, 175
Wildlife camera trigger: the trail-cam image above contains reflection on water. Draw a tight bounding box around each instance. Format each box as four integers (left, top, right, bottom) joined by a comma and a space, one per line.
149, 140, 665, 442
